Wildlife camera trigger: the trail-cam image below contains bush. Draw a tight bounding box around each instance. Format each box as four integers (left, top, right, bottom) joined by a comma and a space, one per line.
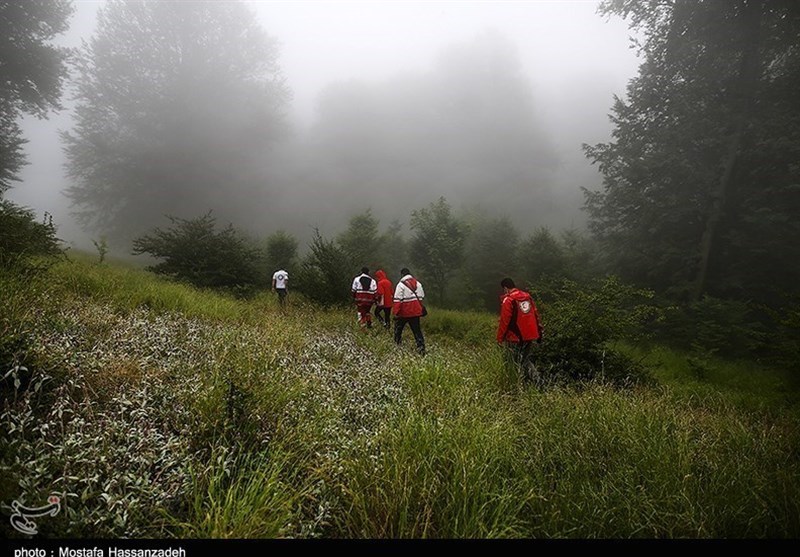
765, 298, 800, 375
650, 296, 770, 359
533, 276, 660, 385
0, 200, 62, 269
132, 213, 263, 294
294, 229, 353, 307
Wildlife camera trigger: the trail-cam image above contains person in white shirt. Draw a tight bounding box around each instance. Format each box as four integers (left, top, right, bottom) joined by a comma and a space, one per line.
272, 269, 289, 309
351, 267, 378, 329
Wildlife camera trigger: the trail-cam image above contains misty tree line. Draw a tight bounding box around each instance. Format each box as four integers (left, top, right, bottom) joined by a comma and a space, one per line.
2, 0, 799, 361
130, 198, 594, 312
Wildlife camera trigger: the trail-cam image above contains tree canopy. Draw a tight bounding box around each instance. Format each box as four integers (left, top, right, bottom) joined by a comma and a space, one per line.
64, 0, 290, 243
0, 0, 73, 194
584, 0, 800, 305
410, 197, 467, 305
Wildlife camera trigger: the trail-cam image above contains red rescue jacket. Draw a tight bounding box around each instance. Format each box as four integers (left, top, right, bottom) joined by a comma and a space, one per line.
497, 288, 542, 343
375, 270, 394, 308
392, 275, 425, 318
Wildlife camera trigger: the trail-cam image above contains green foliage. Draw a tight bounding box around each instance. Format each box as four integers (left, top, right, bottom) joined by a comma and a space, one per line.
294, 229, 352, 306
377, 219, 408, 278
264, 230, 298, 273
518, 227, 567, 285
650, 296, 770, 359
0, 0, 73, 192
410, 197, 467, 306
459, 215, 519, 311
768, 299, 800, 374
2, 257, 799, 538
132, 213, 262, 293
174, 448, 307, 538
0, 200, 63, 269
336, 209, 381, 270
534, 276, 661, 385
585, 0, 800, 304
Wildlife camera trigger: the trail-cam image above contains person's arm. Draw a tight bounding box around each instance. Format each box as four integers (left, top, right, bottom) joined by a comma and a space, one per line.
416, 281, 425, 301
497, 297, 512, 344
271, 277, 276, 291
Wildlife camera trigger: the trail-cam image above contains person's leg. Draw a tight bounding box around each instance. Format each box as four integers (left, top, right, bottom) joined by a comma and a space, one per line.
518, 341, 534, 381
394, 317, 407, 344
381, 307, 391, 329
374, 304, 384, 326
357, 305, 371, 329
408, 316, 426, 355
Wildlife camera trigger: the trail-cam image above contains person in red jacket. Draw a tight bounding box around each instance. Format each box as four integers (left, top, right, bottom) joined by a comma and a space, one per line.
497, 277, 542, 379
352, 267, 378, 329
392, 268, 426, 355
373, 269, 394, 330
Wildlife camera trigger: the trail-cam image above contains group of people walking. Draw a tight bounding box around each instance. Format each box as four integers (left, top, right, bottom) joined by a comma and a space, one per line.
271, 265, 543, 377
351, 267, 427, 356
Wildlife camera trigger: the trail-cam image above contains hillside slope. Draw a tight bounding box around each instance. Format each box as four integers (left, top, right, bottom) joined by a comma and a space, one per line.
1, 258, 798, 538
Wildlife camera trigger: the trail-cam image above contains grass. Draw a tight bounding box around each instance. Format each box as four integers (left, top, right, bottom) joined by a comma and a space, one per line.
1, 256, 798, 538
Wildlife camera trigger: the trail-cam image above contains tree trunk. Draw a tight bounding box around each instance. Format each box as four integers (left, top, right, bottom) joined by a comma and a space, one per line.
692, 0, 763, 301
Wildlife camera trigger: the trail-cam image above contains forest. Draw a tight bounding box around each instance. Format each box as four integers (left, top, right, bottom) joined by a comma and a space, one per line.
1, 0, 799, 540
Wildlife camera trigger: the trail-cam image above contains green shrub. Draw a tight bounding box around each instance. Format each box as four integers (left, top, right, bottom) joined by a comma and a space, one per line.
294, 229, 352, 307
533, 276, 660, 385
651, 295, 770, 358
0, 200, 62, 269
132, 212, 263, 294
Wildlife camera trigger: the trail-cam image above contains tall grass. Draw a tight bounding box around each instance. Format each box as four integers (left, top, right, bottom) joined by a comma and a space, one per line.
173, 448, 309, 538
2, 257, 798, 538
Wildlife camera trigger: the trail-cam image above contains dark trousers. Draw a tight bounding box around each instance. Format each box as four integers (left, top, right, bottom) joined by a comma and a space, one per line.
394, 316, 426, 355
374, 306, 391, 328
504, 341, 537, 380
276, 288, 287, 308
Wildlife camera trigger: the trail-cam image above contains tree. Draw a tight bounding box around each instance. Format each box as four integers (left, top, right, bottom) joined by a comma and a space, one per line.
461, 215, 519, 311
337, 209, 381, 272
264, 230, 298, 272
132, 212, 261, 292
584, 0, 800, 305
377, 220, 408, 278
0, 0, 73, 194
518, 227, 567, 288
298, 30, 557, 229
409, 197, 467, 305
294, 228, 352, 307
64, 0, 290, 243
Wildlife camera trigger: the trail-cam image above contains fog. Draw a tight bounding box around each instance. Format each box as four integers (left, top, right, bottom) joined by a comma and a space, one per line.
7, 0, 641, 252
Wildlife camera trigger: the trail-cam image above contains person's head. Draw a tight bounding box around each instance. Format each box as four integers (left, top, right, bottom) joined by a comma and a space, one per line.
361, 267, 369, 275
400, 267, 410, 277
500, 277, 515, 293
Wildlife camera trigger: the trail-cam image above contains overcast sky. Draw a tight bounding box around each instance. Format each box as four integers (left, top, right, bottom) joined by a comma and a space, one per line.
9, 0, 641, 248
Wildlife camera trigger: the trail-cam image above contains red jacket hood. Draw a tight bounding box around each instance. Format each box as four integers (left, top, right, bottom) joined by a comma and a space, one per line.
375, 269, 387, 281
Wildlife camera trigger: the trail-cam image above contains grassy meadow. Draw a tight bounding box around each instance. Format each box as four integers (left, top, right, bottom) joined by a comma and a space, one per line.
1, 255, 798, 538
